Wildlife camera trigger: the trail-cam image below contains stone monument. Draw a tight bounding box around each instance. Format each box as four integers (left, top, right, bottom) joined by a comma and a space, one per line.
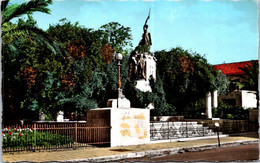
129, 9, 156, 93
86, 10, 155, 147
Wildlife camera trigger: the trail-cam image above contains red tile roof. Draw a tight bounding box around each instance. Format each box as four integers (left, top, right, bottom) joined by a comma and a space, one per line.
212, 60, 257, 76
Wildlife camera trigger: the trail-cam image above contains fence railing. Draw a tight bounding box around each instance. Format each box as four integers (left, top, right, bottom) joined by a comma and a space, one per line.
150, 120, 258, 141
199, 120, 258, 134
2, 122, 111, 153
150, 121, 216, 141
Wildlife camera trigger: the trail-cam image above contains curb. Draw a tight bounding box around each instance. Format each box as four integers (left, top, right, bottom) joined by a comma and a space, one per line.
62, 140, 258, 162
149, 134, 229, 143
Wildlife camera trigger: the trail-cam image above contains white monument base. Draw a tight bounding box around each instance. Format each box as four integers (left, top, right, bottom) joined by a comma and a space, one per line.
87, 108, 150, 147
135, 79, 152, 92
107, 98, 131, 108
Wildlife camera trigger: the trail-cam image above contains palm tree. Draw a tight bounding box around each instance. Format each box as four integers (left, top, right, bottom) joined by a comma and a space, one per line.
239, 60, 259, 108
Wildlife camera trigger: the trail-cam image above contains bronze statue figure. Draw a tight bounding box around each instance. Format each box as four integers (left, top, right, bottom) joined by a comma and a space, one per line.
129, 9, 152, 80
129, 52, 138, 79
137, 53, 146, 79
129, 53, 147, 80
138, 9, 152, 46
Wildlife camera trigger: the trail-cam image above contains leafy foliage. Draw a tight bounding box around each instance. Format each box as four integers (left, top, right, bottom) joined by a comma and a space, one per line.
212, 102, 249, 119
154, 47, 222, 116
3, 128, 73, 148
238, 60, 258, 91
101, 44, 114, 64
1, 0, 61, 56
3, 0, 230, 122
3, 13, 136, 123
2, 0, 65, 123
213, 70, 230, 95
124, 76, 174, 116
99, 22, 133, 53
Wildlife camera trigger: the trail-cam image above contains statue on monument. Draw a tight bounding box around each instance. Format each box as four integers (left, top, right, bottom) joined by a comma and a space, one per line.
137, 53, 146, 79
129, 9, 152, 80
139, 9, 152, 46
129, 52, 147, 80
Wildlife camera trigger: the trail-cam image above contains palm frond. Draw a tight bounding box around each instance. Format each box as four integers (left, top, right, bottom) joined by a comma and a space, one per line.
3, 24, 65, 57
2, 0, 52, 25
1, 0, 10, 11
238, 60, 258, 90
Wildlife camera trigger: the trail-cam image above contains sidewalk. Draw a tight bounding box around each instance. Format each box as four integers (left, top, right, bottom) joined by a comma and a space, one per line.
3, 134, 258, 162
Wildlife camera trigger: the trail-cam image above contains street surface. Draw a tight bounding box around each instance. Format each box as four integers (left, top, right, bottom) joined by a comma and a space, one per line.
120, 143, 259, 162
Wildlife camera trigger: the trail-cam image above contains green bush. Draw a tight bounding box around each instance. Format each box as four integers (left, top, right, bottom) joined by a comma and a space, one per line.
2, 127, 74, 148
212, 102, 250, 119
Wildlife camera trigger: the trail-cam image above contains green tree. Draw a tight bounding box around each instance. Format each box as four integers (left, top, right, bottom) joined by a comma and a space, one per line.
212, 102, 249, 119
47, 19, 106, 81
3, 35, 67, 123
213, 70, 230, 95
155, 47, 218, 117
99, 22, 133, 53
47, 20, 134, 117
2, 0, 67, 124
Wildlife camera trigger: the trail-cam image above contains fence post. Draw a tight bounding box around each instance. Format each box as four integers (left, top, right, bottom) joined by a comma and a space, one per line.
168, 122, 170, 139
33, 122, 37, 151
75, 122, 77, 143
186, 122, 188, 138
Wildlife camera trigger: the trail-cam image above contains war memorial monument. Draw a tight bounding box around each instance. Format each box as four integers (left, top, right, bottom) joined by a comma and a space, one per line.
86, 11, 155, 147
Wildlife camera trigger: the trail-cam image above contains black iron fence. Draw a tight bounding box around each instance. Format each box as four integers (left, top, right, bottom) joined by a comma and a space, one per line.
150, 121, 215, 141
150, 120, 258, 141
3, 122, 111, 153
199, 120, 258, 134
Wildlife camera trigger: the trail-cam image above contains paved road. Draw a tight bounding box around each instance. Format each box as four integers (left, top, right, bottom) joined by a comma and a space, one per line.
120, 143, 259, 162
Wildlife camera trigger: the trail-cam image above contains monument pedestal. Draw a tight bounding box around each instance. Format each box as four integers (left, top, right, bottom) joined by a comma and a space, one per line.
87, 107, 150, 147
107, 98, 131, 109
135, 79, 152, 92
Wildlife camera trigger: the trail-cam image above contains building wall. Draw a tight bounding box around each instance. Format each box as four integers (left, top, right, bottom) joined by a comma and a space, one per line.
241, 90, 257, 108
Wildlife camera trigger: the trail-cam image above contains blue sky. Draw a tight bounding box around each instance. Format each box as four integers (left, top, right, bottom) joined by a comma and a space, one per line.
11, 0, 258, 65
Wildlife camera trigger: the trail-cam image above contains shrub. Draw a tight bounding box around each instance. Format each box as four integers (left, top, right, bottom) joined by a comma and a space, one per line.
212, 102, 250, 119
2, 127, 74, 148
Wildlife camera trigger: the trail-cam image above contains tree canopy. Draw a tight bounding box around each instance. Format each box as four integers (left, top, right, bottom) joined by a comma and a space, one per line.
2, 1, 233, 124
154, 47, 229, 117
